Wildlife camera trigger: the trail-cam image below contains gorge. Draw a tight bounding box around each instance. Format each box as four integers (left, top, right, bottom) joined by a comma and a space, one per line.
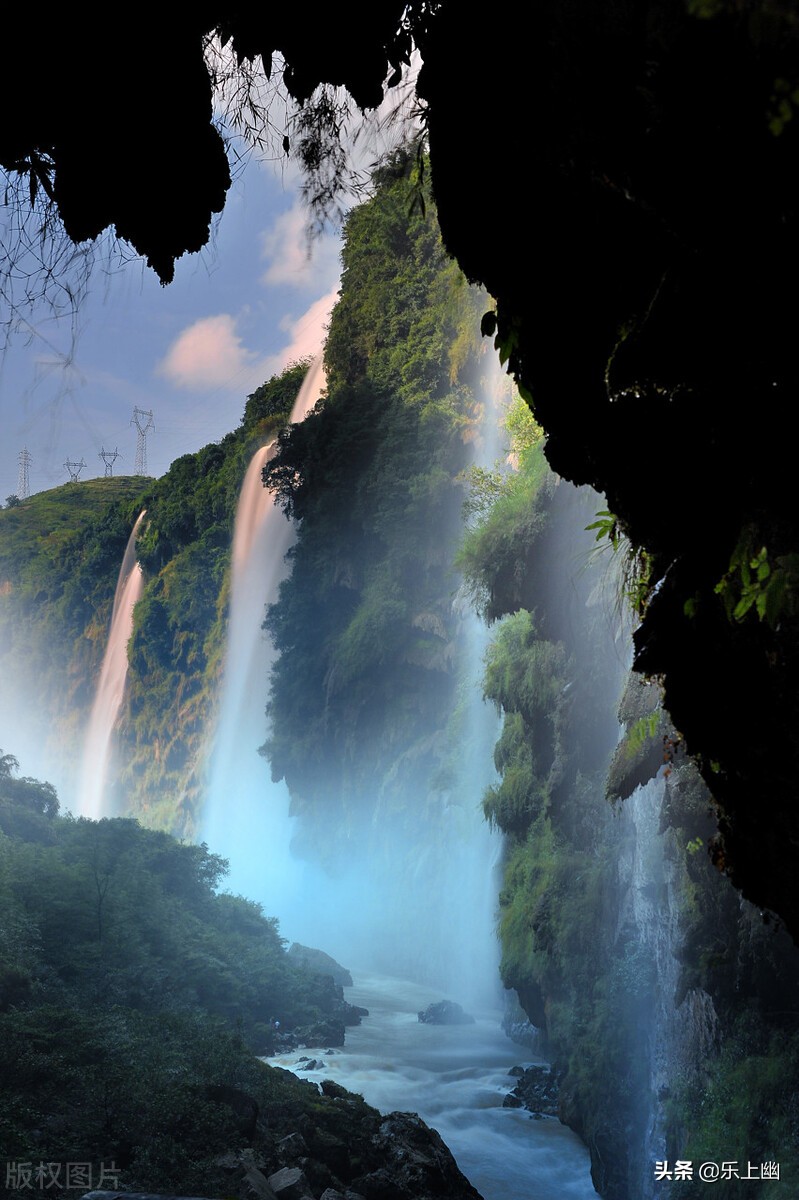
1, 144, 798, 1200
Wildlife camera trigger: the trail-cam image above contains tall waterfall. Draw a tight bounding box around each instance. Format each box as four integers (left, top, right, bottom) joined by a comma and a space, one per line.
78, 510, 146, 818
202, 358, 326, 918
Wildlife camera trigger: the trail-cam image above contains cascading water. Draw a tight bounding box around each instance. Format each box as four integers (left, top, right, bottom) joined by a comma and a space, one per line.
78, 510, 146, 818
202, 357, 326, 917
270, 973, 597, 1200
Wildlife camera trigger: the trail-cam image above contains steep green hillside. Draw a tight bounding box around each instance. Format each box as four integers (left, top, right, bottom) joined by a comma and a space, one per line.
0, 477, 148, 792
0, 368, 306, 825
259, 150, 502, 986
116, 363, 306, 832
265, 150, 487, 838
0, 476, 145, 583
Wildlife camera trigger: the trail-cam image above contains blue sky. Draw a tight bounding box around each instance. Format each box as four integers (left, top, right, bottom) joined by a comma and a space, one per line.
0, 154, 342, 498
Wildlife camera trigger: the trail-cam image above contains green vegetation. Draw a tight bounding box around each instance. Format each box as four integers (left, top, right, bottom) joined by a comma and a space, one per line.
0, 365, 308, 832
263, 149, 487, 855
0, 752, 335, 1045
668, 876, 799, 1195
118, 361, 307, 832
671, 1017, 799, 1200
0, 752, 375, 1197
714, 525, 799, 629
0, 477, 151, 782
457, 441, 555, 623
458, 426, 648, 1197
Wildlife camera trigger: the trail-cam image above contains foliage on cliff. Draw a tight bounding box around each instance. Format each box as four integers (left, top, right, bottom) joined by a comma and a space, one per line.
598, 673, 799, 1200
459, 444, 650, 1199
643, 749, 799, 1200
262, 150, 488, 856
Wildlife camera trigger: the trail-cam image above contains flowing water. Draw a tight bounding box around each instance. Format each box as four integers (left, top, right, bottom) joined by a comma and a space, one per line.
269, 972, 598, 1200
78, 509, 146, 818
202, 357, 326, 917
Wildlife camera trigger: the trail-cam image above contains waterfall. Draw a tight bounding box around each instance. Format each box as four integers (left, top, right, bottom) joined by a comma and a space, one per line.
202, 358, 326, 915
78, 510, 146, 818
411, 608, 503, 1009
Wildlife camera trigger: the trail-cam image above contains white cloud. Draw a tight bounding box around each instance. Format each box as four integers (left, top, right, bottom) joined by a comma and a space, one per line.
156, 288, 339, 397
157, 314, 259, 391
261, 203, 340, 292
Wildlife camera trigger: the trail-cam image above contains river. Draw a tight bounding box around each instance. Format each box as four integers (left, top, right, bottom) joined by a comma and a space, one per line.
268, 972, 598, 1200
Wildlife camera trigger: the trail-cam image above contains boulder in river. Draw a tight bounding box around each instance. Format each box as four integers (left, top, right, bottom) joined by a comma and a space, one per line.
417, 1000, 475, 1025
295, 1057, 327, 1071
334, 998, 369, 1026
503, 1063, 559, 1116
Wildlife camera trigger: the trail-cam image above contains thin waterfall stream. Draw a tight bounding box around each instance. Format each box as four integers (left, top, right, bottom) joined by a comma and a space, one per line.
78, 508, 146, 818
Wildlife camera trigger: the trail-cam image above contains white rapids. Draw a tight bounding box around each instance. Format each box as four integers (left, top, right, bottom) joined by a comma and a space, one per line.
268, 972, 598, 1200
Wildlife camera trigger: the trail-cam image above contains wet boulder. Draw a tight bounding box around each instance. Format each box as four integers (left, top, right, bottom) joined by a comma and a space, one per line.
295, 1057, 327, 1071
417, 1000, 475, 1025
503, 1064, 559, 1116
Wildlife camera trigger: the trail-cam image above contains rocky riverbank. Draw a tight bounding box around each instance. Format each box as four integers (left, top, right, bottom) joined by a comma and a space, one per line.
78, 1067, 483, 1200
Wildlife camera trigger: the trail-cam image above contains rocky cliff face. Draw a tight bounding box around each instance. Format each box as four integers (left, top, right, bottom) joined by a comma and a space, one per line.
418, 1, 799, 941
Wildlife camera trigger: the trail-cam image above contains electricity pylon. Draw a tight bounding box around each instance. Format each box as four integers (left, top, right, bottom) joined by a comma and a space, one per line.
17, 448, 32, 499
99, 446, 121, 477
64, 457, 86, 483
131, 407, 155, 476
